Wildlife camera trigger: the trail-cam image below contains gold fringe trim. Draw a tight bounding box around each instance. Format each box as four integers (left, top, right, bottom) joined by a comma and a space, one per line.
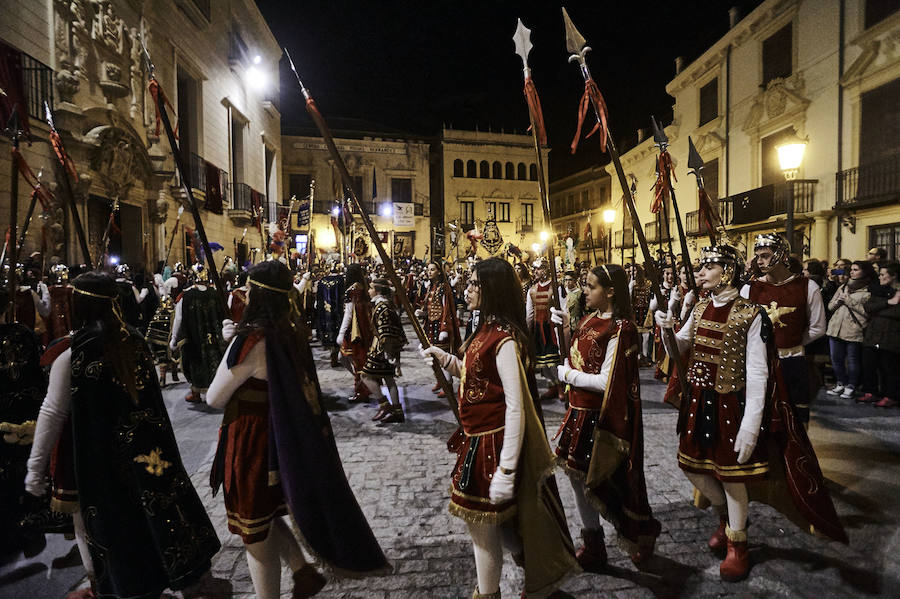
448, 500, 517, 525
725, 525, 747, 542
465, 425, 505, 437
678, 452, 770, 477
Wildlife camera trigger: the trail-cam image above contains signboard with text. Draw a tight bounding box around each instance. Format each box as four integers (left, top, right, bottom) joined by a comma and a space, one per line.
393, 202, 414, 226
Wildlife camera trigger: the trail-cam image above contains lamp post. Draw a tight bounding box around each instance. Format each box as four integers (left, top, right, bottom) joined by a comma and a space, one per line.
776, 134, 808, 253
603, 208, 616, 263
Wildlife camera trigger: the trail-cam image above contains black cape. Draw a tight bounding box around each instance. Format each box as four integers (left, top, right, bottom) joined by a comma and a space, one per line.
226, 329, 389, 574
70, 323, 220, 598
177, 287, 225, 388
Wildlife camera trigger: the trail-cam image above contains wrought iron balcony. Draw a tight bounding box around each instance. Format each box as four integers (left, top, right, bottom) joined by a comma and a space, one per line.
21, 53, 54, 120
719, 180, 816, 226
836, 154, 900, 209
645, 221, 673, 243
231, 182, 253, 212
613, 229, 635, 248
772, 179, 816, 215
686, 210, 712, 236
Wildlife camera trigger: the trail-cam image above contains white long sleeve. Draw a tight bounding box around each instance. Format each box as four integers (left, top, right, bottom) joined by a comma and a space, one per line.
26, 349, 71, 483
337, 302, 353, 340
169, 298, 184, 346
35, 283, 51, 317
205, 338, 268, 410
495, 340, 525, 471
741, 313, 768, 435
137, 287, 148, 303
525, 290, 535, 330
567, 333, 619, 394
804, 279, 826, 345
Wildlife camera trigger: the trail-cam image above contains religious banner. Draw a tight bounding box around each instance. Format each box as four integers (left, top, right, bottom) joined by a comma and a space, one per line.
353, 235, 369, 258
481, 219, 503, 255
393, 202, 414, 226
393, 231, 414, 257
376, 231, 389, 244
729, 184, 774, 225
297, 198, 310, 228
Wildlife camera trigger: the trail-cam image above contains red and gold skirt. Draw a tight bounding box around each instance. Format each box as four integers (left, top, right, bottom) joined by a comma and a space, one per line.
677, 388, 769, 482
448, 427, 516, 524
554, 405, 601, 477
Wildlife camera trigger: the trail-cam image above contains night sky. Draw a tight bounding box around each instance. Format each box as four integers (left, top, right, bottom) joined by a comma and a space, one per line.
256, 0, 765, 180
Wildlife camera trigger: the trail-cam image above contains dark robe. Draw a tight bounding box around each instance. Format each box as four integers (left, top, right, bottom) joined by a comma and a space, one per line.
177, 286, 225, 389
315, 274, 344, 346
69, 324, 220, 598
115, 281, 143, 330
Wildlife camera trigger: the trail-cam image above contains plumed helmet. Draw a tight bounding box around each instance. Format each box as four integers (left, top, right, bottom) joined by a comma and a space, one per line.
190, 262, 210, 284
753, 232, 789, 265
50, 263, 69, 283
114, 263, 130, 278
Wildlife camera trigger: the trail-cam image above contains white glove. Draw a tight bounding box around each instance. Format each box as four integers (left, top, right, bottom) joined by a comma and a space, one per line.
438, 331, 449, 342
550, 306, 568, 327
301, 272, 310, 280
419, 343, 448, 368
24, 471, 48, 497
221, 319, 236, 343
336, 334, 344, 346
488, 468, 516, 504
169, 339, 177, 351
415, 308, 424, 319
654, 309, 675, 330
556, 359, 574, 385
734, 428, 758, 464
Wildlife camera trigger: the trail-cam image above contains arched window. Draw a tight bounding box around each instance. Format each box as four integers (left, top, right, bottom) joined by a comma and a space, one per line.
517, 162, 527, 180
529, 163, 538, 181
466, 160, 477, 178
453, 159, 464, 177
505, 162, 515, 180
492, 161, 502, 179
480, 160, 490, 178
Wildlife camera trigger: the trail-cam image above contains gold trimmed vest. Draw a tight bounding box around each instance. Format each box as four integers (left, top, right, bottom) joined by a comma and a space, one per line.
747, 276, 808, 350
567, 314, 617, 409
458, 323, 513, 435
687, 297, 760, 394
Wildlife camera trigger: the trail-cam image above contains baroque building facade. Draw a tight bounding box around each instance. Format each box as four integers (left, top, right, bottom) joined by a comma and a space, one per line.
548, 166, 611, 266
0, 0, 281, 270
605, 0, 900, 264
435, 128, 549, 264
281, 123, 431, 262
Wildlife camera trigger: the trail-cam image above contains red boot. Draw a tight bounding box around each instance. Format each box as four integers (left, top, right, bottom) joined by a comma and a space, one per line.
708, 514, 728, 556
372, 402, 391, 421
539, 384, 559, 401
575, 527, 607, 572
719, 526, 750, 582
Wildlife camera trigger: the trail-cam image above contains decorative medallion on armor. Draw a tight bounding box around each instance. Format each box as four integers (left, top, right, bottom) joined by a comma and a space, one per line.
747, 275, 808, 350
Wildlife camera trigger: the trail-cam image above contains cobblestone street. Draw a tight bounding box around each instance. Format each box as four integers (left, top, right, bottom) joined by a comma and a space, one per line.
3, 321, 900, 598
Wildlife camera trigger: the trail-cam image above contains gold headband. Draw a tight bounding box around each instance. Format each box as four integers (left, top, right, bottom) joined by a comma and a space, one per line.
600, 264, 611, 281
249, 278, 291, 293
73, 287, 116, 300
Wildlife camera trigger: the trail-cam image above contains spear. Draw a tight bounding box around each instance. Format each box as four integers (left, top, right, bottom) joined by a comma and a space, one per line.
687, 136, 725, 246
141, 37, 228, 315
96, 197, 120, 268
4, 107, 23, 321
513, 18, 565, 360
163, 204, 185, 268
285, 48, 459, 422
561, 8, 689, 396
46, 102, 93, 268
651, 116, 696, 294
307, 179, 316, 270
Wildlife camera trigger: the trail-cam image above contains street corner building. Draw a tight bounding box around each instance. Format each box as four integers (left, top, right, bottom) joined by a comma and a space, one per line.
0, 0, 283, 273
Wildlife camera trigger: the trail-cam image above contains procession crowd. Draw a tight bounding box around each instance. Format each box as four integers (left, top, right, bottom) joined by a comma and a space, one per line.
1, 231, 889, 598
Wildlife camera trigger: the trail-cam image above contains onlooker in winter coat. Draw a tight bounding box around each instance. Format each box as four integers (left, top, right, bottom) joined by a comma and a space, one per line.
860, 262, 900, 408
826, 261, 874, 399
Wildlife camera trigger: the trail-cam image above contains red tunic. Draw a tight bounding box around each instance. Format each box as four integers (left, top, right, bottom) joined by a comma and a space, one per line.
678, 298, 769, 481
449, 323, 516, 523
747, 275, 808, 352
216, 334, 287, 544
229, 288, 248, 322
423, 280, 460, 353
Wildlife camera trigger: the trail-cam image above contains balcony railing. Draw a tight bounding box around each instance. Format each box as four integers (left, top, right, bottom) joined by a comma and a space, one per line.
232, 182, 252, 212
836, 154, 900, 209
645, 220, 673, 243
772, 179, 816, 215
414, 203, 424, 216
187, 152, 206, 191
613, 229, 635, 248
21, 53, 54, 120
686, 210, 712, 236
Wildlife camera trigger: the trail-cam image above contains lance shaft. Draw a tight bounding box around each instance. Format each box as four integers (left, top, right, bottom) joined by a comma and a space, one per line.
163, 214, 181, 267
575, 68, 688, 393
155, 87, 229, 315
659, 150, 697, 295
16, 190, 39, 251
523, 82, 566, 360
301, 90, 459, 422
7, 145, 20, 322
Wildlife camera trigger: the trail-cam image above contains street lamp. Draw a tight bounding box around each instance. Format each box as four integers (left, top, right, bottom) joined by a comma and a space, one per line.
776, 133, 808, 253
539, 230, 550, 242
603, 208, 616, 263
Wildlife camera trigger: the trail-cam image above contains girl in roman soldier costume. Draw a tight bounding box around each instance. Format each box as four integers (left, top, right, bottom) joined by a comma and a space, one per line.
207, 261, 388, 599
648, 263, 675, 382
629, 264, 653, 364
25, 272, 220, 599
550, 264, 661, 569
417, 261, 461, 399
362, 278, 408, 424
656, 245, 847, 582
421, 258, 577, 599
337, 264, 374, 402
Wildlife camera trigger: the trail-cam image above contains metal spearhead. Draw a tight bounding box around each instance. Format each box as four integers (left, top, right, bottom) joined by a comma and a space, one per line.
651, 115, 668, 149
687, 136, 705, 173
44, 101, 55, 130
139, 35, 154, 78
283, 48, 309, 99
513, 18, 533, 72
562, 7, 591, 66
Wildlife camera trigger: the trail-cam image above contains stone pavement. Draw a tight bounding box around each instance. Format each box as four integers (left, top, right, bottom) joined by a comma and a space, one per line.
3, 321, 900, 598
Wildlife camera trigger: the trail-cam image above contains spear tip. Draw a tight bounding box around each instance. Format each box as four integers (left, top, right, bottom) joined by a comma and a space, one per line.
651, 115, 668, 146
512, 18, 532, 67
687, 136, 705, 172
561, 7, 588, 56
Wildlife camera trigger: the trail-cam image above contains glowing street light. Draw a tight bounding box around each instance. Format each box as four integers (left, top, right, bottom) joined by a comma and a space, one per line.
331, 206, 340, 217
531, 242, 541, 254
380, 204, 393, 218
603, 209, 616, 224
539, 230, 550, 242
245, 55, 267, 90
776, 132, 808, 253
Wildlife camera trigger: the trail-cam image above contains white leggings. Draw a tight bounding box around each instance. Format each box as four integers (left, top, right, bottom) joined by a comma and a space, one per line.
568, 475, 601, 531
245, 517, 307, 599
361, 375, 400, 408
684, 471, 749, 531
